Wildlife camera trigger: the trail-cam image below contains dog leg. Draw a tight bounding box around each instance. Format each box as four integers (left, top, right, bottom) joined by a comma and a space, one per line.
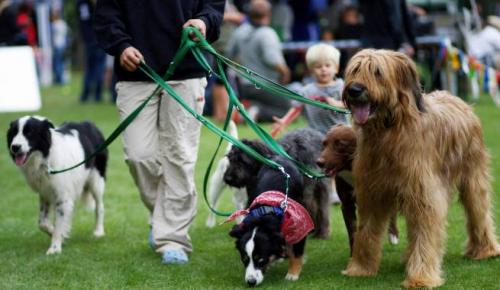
38, 197, 53, 235
313, 180, 331, 239
460, 169, 500, 260
46, 198, 74, 255
342, 193, 392, 277
401, 188, 447, 289
335, 177, 356, 255
388, 213, 399, 245
285, 238, 306, 281
90, 177, 105, 237
232, 188, 248, 223
206, 159, 228, 228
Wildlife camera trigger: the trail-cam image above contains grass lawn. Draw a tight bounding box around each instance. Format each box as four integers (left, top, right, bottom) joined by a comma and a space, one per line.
0, 76, 499, 290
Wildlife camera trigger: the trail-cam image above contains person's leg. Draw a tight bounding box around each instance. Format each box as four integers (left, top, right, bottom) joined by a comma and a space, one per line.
152, 78, 206, 262
115, 82, 163, 213
80, 46, 92, 102
93, 48, 107, 102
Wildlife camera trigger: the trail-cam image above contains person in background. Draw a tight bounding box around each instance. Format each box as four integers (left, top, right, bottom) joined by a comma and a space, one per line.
78, 0, 106, 102
16, 2, 37, 47
227, 0, 291, 122
359, 0, 416, 56
0, 0, 24, 46
272, 43, 347, 203
334, 4, 361, 40
51, 9, 68, 85
209, 0, 245, 122
94, 0, 224, 264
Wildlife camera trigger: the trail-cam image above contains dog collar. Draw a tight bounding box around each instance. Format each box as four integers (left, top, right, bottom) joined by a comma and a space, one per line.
242, 206, 284, 225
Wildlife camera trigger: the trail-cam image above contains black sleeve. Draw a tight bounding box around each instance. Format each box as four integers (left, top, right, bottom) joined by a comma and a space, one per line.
401, 0, 417, 49
93, 0, 132, 57
4, 7, 22, 45
195, 0, 225, 43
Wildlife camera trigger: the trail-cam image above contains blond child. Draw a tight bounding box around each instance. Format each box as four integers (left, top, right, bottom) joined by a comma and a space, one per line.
272, 43, 347, 135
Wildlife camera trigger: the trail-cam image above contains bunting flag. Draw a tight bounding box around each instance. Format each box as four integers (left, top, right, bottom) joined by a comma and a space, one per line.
437, 39, 500, 107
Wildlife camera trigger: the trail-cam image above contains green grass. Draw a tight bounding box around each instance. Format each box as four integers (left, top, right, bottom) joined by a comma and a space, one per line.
0, 77, 499, 290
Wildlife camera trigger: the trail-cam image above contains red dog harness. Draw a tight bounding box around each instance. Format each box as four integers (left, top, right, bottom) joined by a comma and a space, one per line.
226, 191, 315, 245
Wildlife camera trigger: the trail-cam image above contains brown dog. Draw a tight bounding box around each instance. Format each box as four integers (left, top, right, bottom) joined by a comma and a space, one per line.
341, 49, 500, 288
317, 124, 399, 255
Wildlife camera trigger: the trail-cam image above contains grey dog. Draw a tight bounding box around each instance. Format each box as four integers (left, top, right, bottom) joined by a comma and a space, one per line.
223, 128, 331, 238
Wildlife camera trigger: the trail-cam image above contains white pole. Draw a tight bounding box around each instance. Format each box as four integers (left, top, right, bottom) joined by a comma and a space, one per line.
36, 2, 52, 86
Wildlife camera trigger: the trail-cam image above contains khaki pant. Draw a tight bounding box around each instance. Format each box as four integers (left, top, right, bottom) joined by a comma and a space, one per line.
115, 78, 207, 254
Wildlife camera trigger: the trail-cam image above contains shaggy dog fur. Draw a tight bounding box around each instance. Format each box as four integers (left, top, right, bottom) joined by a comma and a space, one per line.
316, 124, 399, 255
341, 49, 500, 288
224, 128, 331, 238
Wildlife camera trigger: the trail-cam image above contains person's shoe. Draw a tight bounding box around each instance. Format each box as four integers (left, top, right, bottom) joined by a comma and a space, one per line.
148, 230, 156, 249
161, 249, 189, 264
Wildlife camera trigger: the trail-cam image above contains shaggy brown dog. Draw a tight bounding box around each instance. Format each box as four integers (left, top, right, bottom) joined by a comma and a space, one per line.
341, 49, 500, 288
316, 124, 399, 255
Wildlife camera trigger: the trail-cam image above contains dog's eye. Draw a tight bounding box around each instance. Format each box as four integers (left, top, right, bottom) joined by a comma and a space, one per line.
242, 255, 249, 264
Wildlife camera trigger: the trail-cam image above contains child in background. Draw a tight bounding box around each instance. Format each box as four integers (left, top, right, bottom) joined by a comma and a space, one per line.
272, 43, 348, 204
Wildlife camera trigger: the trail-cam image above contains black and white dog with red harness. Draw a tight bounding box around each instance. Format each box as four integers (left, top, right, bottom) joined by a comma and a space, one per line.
228, 155, 314, 286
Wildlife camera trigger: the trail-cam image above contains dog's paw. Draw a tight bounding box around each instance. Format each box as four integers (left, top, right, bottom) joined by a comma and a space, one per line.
341, 262, 377, 277
401, 277, 443, 289
205, 216, 216, 228
284, 273, 299, 281
93, 229, 105, 238
464, 243, 500, 260
389, 233, 399, 245
46, 245, 62, 255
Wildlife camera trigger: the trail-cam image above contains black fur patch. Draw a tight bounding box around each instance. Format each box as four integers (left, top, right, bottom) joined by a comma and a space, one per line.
56, 121, 108, 178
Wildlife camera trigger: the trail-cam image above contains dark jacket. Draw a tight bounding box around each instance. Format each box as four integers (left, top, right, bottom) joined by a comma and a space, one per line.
0, 4, 22, 45
359, 0, 416, 50
94, 0, 224, 81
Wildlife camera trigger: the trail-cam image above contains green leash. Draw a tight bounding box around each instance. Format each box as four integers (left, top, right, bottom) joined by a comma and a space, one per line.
49, 27, 349, 217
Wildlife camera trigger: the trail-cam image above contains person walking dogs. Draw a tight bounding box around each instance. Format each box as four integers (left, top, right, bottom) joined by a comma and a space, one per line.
94, 0, 224, 264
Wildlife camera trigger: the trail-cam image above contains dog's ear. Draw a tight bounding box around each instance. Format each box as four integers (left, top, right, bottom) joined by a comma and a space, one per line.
43, 119, 55, 129
229, 224, 246, 239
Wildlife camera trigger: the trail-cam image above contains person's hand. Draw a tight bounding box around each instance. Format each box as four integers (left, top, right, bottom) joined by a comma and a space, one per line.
399, 42, 415, 57
183, 19, 206, 41
327, 98, 345, 108
120, 47, 143, 72
279, 67, 291, 84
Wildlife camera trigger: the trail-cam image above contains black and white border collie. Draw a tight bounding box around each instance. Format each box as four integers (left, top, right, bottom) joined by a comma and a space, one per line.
7, 116, 108, 255
229, 155, 313, 286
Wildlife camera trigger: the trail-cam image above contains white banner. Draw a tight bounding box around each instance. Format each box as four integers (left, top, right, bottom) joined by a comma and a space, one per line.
0, 46, 41, 112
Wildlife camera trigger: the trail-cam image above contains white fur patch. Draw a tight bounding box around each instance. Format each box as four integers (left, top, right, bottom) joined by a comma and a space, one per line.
245, 228, 264, 285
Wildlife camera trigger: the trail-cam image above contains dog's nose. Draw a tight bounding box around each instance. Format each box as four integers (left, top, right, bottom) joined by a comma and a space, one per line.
316, 158, 325, 168
246, 278, 257, 286
10, 144, 21, 154
347, 84, 365, 98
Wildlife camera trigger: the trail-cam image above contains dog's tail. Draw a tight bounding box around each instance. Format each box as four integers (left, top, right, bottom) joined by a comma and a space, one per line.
81, 191, 96, 211
224, 120, 238, 154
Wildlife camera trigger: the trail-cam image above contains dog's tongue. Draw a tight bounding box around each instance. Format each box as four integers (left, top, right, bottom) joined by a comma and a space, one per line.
15, 154, 27, 166
351, 104, 370, 125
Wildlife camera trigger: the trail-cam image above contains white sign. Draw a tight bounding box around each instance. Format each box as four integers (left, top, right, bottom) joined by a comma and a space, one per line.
0, 46, 41, 112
